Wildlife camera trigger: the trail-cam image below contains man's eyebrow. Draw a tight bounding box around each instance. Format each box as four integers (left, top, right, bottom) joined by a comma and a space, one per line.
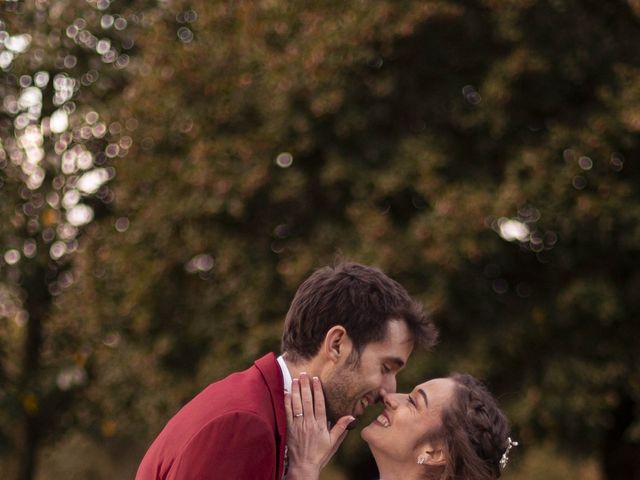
384, 357, 406, 369
417, 388, 429, 408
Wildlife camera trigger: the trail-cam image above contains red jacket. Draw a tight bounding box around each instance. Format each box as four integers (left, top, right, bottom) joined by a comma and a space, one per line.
136, 353, 287, 480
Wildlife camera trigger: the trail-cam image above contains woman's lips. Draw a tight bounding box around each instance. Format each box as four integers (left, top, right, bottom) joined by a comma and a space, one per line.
375, 411, 391, 427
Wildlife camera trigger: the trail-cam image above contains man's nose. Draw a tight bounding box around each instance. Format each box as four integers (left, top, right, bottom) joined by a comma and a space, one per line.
382, 374, 397, 394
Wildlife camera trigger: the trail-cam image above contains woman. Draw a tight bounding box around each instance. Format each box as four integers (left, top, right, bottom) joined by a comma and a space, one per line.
285, 373, 516, 480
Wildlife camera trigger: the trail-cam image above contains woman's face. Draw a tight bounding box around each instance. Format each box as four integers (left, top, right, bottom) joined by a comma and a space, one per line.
361, 378, 456, 463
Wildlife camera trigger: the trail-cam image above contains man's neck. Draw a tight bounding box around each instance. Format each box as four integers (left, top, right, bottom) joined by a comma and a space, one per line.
281, 352, 323, 380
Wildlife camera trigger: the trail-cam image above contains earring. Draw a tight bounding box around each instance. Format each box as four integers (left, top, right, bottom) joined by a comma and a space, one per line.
417, 455, 426, 465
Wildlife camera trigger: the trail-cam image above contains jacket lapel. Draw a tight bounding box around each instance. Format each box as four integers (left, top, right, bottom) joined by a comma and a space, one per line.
255, 353, 287, 479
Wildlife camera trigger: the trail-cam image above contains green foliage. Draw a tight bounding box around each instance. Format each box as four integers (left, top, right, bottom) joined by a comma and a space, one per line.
3, 0, 640, 478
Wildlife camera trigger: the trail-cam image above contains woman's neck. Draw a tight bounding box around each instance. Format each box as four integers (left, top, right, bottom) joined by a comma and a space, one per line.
374, 453, 425, 480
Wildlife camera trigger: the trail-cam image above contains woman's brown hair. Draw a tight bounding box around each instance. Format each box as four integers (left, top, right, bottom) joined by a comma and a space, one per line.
439, 374, 511, 480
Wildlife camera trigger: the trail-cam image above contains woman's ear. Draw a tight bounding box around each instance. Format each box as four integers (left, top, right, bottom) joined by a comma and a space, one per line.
417, 443, 446, 466
322, 325, 352, 363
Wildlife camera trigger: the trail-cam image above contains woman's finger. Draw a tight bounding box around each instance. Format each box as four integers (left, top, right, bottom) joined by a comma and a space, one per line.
330, 415, 355, 446
312, 376, 326, 424
291, 378, 303, 419
284, 392, 293, 424
299, 373, 314, 419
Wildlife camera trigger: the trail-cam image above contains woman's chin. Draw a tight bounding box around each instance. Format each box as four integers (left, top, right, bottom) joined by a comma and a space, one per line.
360, 422, 376, 443
360, 424, 370, 440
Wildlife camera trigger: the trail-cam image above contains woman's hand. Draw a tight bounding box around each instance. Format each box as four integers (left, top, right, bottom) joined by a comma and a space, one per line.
285, 373, 354, 480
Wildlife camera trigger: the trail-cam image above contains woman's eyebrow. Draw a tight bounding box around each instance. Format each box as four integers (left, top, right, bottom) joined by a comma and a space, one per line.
417, 388, 429, 408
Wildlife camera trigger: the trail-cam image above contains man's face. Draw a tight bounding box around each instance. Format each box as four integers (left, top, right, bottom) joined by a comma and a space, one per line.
323, 319, 414, 424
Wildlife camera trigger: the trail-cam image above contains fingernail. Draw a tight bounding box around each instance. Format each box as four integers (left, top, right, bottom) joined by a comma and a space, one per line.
312, 376, 319, 382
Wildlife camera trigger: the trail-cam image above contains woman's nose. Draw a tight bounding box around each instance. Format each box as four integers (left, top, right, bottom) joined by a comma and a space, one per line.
382, 392, 399, 409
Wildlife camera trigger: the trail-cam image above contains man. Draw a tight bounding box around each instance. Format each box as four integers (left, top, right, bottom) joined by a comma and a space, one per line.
136, 262, 438, 480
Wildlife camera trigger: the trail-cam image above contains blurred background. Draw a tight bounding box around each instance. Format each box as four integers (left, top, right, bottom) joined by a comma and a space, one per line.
1, 0, 639, 479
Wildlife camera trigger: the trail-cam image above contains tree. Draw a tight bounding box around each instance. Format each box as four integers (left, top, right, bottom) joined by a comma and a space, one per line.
5, 0, 640, 478
0, 1, 137, 478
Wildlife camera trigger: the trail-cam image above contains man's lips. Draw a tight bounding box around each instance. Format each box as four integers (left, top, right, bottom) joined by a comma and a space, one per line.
357, 393, 379, 413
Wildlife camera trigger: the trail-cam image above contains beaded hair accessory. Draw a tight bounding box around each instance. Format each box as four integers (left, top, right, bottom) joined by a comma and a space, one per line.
499, 437, 519, 470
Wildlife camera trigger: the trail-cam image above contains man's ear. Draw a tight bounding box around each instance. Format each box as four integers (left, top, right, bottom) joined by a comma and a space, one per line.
418, 443, 446, 467
322, 325, 352, 363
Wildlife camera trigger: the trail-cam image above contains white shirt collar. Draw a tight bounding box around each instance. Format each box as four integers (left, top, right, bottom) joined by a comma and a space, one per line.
276, 354, 292, 393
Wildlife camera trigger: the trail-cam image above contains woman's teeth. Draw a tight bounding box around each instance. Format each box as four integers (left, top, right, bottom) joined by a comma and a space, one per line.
376, 414, 390, 427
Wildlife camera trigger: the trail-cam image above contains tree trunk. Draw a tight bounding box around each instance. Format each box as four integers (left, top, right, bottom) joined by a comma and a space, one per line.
16, 266, 50, 480
18, 416, 41, 480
